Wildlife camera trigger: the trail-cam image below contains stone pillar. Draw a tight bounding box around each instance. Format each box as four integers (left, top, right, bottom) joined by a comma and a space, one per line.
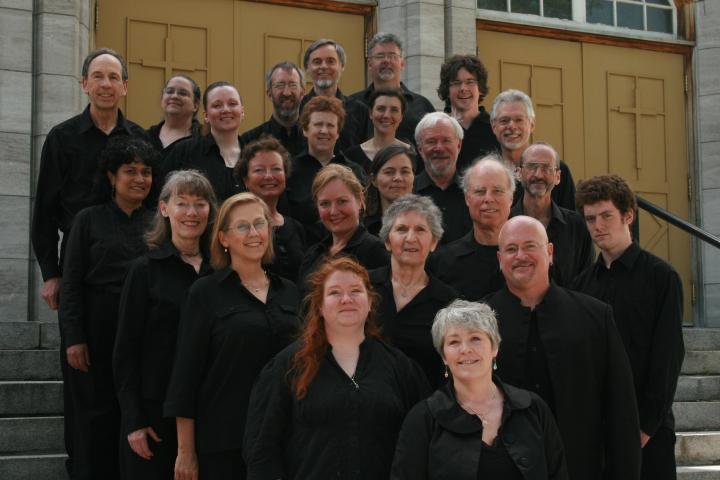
0, 0, 34, 322
444, 0, 476, 57
30, 0, 91, 322
697, 0, 720, 326
378, 0, 445, 109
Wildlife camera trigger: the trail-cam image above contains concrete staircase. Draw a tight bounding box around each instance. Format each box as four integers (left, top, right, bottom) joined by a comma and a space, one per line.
675, 328, 720, 478
0, 323, 718, 478
0, 321, 66, 479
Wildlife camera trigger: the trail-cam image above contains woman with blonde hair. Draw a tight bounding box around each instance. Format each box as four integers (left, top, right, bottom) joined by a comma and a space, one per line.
164, 192, 301, 480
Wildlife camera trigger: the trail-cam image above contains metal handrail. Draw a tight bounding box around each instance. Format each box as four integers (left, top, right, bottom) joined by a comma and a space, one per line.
637, 196, 720, 250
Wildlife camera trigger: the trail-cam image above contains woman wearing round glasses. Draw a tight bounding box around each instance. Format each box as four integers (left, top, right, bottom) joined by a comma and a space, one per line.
147, 75, 202, 157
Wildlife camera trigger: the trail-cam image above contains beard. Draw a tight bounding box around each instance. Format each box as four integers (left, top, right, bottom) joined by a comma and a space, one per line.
525, 180, 552, 197
314, 78, 335, 90
377, 68, 397, 82
273, 96, 300, 121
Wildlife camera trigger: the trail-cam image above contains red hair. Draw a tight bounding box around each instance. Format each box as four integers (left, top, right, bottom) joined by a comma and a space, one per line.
291, 257, 381, 399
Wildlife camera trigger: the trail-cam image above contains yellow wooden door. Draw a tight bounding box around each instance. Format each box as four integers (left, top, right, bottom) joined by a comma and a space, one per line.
582, 43, 692, 321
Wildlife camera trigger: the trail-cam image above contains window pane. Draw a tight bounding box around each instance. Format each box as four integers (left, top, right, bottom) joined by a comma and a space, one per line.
647, 6, 672, 33
478, 0, 507, 10
512, 0, 540, 15
646, 0, 670, 5
617, 2, 644, 30
586, 0, 613, 26
544, 0, 572, 19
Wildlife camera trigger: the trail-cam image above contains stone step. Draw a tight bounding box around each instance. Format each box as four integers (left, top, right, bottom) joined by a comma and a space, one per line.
0, 417, 64, 454
0, 453, 67, 479
676, 431, 720, 466
683, 351, 720, 375
674, 402, 720, 431
0, 381, 63, 416
0, 322, 59, 350
677, 465, 720, 479
0, 350, 61, 381
676, 376, 720, 402
684, 329, 720, 351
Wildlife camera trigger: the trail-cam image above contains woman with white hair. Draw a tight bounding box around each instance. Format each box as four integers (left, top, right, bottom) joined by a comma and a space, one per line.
391, 299, 569, 480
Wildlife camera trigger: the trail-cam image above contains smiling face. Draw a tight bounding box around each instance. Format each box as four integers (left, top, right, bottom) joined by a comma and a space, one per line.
304, 111, 340, 158
372, 154, 414, 204
367, 42, 405, 84
386, 210, 438, 268
371, 95, 403, 137
161, 76, 198, 120
218, 202, 269, 264
443, 326, 498, 382
582, 199, 634, 258
82, 54, 128, 112
464, 163, 513, 232
519, 145, 560, 198
449, 67, 480, 114
316, 179, 362, 237
160, 192, 210, 245
307, 44, 344, 90
320, 270, 371, 334
268, 68, 304, 120
491, 101, 535, 152
108, 160, 152, 207
418, 120, 461, 181
243, 151, 286, 202
497, 217, 553, 290
204, 86, 244, 133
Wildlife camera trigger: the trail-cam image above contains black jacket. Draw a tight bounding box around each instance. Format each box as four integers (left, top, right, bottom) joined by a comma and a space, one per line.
485, 285, 641, 480
244, 336, 431, 480
391, 378, 569, 480
456, 107, 500, 174
240, 115, 306, 157
413, 171, 472, 245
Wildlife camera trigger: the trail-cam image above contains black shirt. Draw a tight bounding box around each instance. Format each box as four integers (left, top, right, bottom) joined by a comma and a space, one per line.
240, 116, 306, 157
571, 242, 684, 436
342, 144, 372, 174
113, 241, 212, 436
456, 107, 500, 174
300, 88, 371, 152
413, 171, 472, 245
269, 217, 306, 282
163, 268, 300, 454
285, 150, 366, 246
297, 225, 389, 290
427, 231, 505, 301
146, 119, 202, 158
524, 309, 556, 415
510, 199, 593, 286
349, 82, 436, 151
363, 212, 382, 237
59, 202, 152, 348
370, 265, 458, 388
513, 160, 576, 211
31, 105, 147, 280
244, 337, 431, 480
163, 134, 245, 202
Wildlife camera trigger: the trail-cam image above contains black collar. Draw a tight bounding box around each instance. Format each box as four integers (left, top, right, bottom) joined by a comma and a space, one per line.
77, 104, 134, 135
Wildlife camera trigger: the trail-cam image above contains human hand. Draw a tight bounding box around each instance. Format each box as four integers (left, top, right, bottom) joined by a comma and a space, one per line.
174, 449, 199, 480
640, 430, 651, 448
41, 277, 62, 310
66, 344, 90, 372
128, 426, 161, 460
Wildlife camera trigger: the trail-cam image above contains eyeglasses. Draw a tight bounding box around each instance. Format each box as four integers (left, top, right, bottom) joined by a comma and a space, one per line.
228, 219, 268, 235
449, 79, 479, 88
271, 82, 301, 91
163, 87, 192, 97
369, 53, 401, 61
522, 163, 557, 174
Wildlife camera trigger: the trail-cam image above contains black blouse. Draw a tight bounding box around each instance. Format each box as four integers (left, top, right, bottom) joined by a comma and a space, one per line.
146, 119, 202, 158
163, 268, 301, 454
113, 241, 212, 436
370, 265, 459, 388
244, 336, 431, 480
342, 144, 372, 174
59, 202, 152, 347
268, 216, 306, 282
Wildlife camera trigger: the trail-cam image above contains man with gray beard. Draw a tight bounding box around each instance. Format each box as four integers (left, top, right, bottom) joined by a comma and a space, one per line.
241, 61, 307, 156
412, 112, 470, 244
510, 142, 593, 286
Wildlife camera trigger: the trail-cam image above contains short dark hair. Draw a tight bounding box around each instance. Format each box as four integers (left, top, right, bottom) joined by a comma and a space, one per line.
438, 54, 489, 106
299, 96, 346, 133
202, 81, 241, 110
164, 75, 201, 105
303, 39, 346, 69
368, 88, 407, 115
235, 135, 292, 181
575, 174, 637, 216
82, 48, 129, 81
94, 136, 160, 203
365, 144, 417, 217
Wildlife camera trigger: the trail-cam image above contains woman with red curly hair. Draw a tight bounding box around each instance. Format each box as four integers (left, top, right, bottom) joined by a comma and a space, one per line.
244, 257, 430, 480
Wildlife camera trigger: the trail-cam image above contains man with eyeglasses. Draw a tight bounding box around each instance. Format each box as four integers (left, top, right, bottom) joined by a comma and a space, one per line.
299, 39, 370, 152
510, 142, 593, 286
349, 32, 435, 149
490, 89, 576, 210
241, 61, 307, 157
438, 55, 499, 173
486, 215, 641, 480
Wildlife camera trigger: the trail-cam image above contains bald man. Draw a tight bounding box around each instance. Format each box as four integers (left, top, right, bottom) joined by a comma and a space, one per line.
485, 216, 641, 480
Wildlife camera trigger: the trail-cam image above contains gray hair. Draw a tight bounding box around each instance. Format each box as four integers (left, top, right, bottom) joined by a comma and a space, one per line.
490, 89, 535, 122
460, 153, 516, 195
303, 39, 346, 69
367, 32, 403, 56
414, 112, 463, 146
265, 61, 305, 90
519, 142, 560, 169
431, 299, 501, 358
379, 193, 444, 243
82, 48, 128, 81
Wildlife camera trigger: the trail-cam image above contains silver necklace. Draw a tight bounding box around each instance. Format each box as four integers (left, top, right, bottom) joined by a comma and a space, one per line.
460, 384, 498, 426
242, 272, 268, 293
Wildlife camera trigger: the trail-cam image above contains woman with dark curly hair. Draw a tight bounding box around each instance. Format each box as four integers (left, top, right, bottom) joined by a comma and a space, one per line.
59, 135, 159, 479
244, 257, 430, 480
